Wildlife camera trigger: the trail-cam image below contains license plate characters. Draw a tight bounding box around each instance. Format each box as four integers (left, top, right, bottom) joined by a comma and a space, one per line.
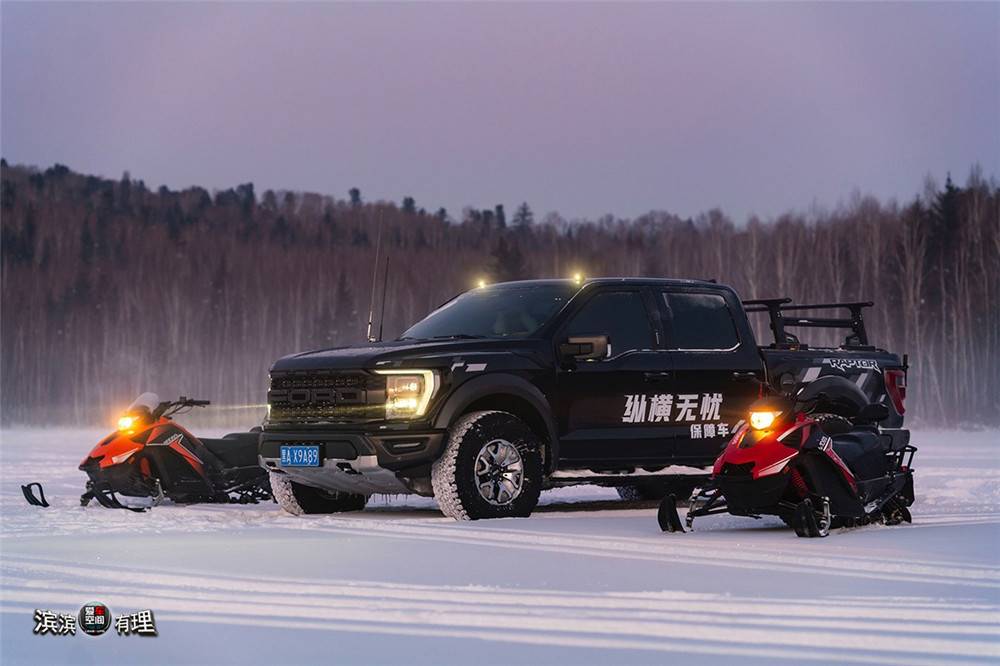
279, 445, 321, 467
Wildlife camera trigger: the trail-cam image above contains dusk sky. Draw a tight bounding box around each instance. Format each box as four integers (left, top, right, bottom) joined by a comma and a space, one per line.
2, 2, 997, 222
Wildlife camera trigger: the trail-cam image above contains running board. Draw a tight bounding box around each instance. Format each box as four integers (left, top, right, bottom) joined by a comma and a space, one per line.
548, 467, 710, 488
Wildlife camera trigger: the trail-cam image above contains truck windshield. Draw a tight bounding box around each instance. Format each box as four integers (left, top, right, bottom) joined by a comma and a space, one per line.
401, 283, 578, 340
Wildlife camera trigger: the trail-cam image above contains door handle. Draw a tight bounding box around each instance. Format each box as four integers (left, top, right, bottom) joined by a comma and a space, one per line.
643, 371, 671, 383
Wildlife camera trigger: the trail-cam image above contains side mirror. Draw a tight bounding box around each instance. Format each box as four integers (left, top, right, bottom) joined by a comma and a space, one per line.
856, 402, 889, 422
559, 335, 610, 362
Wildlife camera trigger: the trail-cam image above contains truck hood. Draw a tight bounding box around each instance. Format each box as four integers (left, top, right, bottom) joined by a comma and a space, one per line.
271, 338, 544, 372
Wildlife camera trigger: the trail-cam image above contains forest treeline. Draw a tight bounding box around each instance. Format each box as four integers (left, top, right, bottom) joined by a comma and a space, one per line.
1, 161, 998, 426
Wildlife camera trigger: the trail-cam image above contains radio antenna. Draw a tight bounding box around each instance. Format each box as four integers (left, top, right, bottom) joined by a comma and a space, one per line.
365, 211, 384, 343
377, 254, 390, 342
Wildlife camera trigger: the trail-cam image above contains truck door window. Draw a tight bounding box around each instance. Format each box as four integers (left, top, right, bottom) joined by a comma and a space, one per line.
664, 292, 740, 350
565, 291, 655, 357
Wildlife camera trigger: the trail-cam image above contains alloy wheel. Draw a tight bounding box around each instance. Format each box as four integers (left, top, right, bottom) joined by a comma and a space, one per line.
473, 439, 524, 506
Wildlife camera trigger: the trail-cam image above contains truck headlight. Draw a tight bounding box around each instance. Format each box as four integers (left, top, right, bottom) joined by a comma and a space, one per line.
377, 370, 437, 419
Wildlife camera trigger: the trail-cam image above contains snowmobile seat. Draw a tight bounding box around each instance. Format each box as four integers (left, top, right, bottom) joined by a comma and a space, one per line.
199, 433, 261, 469
831, 429, 887, 481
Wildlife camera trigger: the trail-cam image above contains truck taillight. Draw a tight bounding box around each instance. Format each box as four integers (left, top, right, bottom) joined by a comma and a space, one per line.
884, 368, 906, 415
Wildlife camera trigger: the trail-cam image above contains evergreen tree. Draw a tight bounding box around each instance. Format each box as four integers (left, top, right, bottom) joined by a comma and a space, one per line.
80, 223, 95, 264
322, 207, 337, 232
490, 235, 527, 281
120, 171, 132, 210
237, 182, 255, 218
166, 203, 183, 242
349, 187, 362, 207
402, 196, 416, 215
271, 215, 294, 246
929, 173, 961, 265
495, 204, 506, 229
1, 178, 14, 210
924, 173, 964, 305
512, 202, 533, 229
21, 205, 36, 263
333, 271, 358, 342
262, 190, 278, 211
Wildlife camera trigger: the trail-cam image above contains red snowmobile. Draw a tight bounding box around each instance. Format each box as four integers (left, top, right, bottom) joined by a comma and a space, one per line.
658, 376, 915, 537
76, 393, 270, 511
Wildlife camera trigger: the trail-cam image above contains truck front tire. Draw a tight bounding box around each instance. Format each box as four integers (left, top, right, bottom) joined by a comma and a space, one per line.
432, 410, 543, 520
269, 471, 368, 515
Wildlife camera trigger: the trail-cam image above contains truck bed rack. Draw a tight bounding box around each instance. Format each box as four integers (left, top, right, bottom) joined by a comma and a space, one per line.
742, 298, 873, 348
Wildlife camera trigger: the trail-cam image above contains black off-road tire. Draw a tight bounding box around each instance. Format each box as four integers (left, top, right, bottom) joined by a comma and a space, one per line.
269, 471, 368, 515
431, 411, 543, 521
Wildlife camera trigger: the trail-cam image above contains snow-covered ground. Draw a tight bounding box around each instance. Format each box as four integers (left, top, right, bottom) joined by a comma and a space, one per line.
1, 427, 997, 664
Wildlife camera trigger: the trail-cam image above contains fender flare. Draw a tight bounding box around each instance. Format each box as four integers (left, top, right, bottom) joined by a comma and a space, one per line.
433, 373, 559, 472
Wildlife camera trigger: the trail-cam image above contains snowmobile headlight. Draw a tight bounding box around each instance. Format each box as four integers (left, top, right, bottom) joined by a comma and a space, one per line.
377, 370, 437, 419
117, 415, 138, 432
749, 410, 781, 431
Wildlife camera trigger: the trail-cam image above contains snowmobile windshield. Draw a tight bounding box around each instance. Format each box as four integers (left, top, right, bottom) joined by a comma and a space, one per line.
401, 283, 578, 340
127, 392, 160, 414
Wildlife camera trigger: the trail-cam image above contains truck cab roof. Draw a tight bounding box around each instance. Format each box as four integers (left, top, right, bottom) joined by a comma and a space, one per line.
488, 277, 721, 289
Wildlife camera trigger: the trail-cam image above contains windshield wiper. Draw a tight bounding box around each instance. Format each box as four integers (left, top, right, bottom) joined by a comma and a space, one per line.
397, 334, 488, 341
429, 334, 489, 340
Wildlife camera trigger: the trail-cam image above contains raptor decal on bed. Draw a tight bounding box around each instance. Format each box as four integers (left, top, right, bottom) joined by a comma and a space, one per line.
824, 358, 880, 372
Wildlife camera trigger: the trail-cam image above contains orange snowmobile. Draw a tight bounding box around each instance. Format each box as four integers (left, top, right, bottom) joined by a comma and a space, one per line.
77, 393, 270, 511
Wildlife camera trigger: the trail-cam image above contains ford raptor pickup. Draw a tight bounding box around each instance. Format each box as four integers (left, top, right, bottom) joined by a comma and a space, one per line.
259, 278, 908, 520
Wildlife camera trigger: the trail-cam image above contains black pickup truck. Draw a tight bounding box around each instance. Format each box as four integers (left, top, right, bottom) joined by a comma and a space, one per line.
259, 278, 908, 520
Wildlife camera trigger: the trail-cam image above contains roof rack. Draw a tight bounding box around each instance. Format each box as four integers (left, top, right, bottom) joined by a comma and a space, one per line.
742, 298, 874, 348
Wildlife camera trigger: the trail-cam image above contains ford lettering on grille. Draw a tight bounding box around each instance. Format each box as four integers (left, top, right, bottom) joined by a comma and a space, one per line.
269, 388, 361, 405
267, 371, 378, 423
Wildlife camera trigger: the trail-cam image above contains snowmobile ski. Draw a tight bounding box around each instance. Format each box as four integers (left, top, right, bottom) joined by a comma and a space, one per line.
21, 482, 49, 507
657, 495, 686, 533
81, 481, 148, 513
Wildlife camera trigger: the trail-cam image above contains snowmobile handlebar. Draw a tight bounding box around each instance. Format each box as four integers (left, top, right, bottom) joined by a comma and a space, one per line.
152, 397, 211, 419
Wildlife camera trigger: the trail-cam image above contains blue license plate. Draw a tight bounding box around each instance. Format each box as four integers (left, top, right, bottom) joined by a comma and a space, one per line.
280, 445, 321, 467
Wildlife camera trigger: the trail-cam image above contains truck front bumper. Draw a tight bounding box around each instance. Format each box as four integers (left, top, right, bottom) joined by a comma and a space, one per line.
258, 429, 447, 496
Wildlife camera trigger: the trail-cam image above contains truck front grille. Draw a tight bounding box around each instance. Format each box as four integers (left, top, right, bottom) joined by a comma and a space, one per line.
267, 370, 385, 424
